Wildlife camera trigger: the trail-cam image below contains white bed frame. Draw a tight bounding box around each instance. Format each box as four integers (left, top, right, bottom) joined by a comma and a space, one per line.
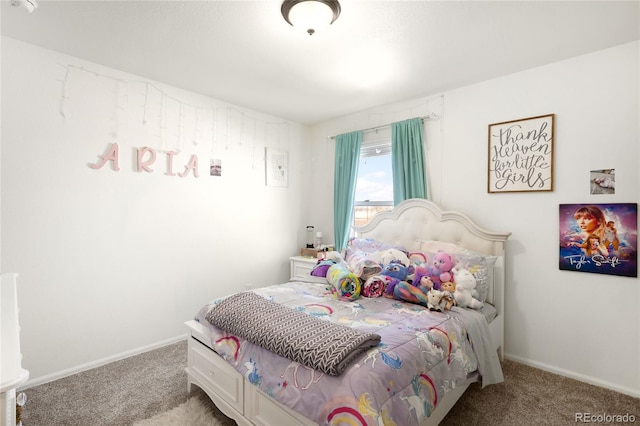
185, 198, 511, 426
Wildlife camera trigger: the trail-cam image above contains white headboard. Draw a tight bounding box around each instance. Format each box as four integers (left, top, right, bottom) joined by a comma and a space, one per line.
353, 198, 510, 257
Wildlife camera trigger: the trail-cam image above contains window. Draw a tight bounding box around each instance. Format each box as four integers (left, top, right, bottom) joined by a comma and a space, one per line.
353, 136, 393, 227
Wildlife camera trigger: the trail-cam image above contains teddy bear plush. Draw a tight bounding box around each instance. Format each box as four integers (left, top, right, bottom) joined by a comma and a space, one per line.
451, 267, 483, 309
439, 280, 456, 310
425, 250, 456, 289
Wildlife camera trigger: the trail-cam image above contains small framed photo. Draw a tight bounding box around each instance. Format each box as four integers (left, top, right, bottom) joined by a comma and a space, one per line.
265, 148, 288, 187
488, 114, 554, 193
210, 159, 222, 177
590, 169, 615, 195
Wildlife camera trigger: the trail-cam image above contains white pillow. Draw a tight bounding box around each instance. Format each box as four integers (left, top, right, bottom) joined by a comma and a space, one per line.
454, 253, 497, 302
420, 240, 468, 254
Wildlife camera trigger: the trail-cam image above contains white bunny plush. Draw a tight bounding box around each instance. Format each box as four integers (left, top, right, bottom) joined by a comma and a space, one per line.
426, 289, 444, 312
451, 267, 484, 309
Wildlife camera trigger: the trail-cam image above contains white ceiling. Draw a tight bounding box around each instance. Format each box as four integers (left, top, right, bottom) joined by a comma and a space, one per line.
2, 0, 639, 125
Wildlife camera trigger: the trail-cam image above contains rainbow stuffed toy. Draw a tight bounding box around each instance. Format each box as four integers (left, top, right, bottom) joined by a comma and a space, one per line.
326, 263, 361, 301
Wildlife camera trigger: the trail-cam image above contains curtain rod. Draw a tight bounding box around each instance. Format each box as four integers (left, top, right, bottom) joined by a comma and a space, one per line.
327, 113, 440, 140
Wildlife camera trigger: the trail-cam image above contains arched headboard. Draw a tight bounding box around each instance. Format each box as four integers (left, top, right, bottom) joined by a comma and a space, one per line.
353, 198, 510, 256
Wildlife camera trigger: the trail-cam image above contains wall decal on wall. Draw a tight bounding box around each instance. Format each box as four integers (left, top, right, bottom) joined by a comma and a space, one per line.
66, 63, 294, 183
590, 169, 615, 195
265, 148, 288, 187
89, 143, 200, 178
488, 113, 554, 193
89, 143, 120, 171
137, 147, 156, 173
559, 203, 637, 277
178, 154, 199, 178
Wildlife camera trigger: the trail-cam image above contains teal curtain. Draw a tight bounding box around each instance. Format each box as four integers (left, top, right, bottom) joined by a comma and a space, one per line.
334, 131, 363, 252
391, 117, 427, 205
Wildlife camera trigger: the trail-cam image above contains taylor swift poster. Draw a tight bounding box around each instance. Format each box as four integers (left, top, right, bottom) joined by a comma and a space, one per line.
559, 203, 637, 277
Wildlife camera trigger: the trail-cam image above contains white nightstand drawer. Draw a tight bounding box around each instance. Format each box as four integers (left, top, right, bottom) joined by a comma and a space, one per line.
289, 256, 317, 279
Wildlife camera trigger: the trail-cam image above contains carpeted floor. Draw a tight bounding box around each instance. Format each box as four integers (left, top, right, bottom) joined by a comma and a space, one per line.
133, 389, 234, 426
20, 341, 193, 426
20, 340, 639, 425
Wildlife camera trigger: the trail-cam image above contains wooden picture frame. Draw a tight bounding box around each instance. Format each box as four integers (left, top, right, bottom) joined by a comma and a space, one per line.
488, 114, 554, 193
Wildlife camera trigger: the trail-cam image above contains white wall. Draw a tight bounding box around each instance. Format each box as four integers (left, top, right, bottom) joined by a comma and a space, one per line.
1, 37, 310, 384
309, 41, 640, 397
3, 35, 638, 397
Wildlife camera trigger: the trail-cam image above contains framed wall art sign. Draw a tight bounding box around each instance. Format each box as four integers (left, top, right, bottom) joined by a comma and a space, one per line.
265, 148, 289, 187
488, 114, 554, 193
559, 203, 637, 277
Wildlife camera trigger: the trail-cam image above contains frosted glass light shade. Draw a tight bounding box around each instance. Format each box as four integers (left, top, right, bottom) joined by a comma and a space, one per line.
281, 0, 341, 36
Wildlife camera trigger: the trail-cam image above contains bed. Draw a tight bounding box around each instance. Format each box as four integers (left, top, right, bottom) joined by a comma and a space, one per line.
185, 198, 511, 425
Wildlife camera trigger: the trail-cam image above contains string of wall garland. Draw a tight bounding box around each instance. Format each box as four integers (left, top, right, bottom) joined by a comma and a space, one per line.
60, 64, 291, 177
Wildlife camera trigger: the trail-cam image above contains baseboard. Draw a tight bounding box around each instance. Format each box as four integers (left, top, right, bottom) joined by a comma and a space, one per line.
20, 333, 188, 390
19, 339, 639, 398
504, 353, 640, 398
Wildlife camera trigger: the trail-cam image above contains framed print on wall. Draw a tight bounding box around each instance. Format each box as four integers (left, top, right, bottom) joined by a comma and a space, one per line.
488, 114, 554, 193
590, 169, 615, 195
559, 203, 637, 277
265, 147, 288, 187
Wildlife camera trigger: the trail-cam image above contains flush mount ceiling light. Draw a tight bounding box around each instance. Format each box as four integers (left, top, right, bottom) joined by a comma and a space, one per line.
281, 0, 341, 36
10, 0, 38, 13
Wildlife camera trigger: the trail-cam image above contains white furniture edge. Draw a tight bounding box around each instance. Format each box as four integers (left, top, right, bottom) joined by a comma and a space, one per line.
289, 256, 317, 280
185, 198, 511, 426
1, 273, 29, 426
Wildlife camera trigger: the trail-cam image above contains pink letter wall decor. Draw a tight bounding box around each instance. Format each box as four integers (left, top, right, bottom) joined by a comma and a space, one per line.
165, 151, 178, 176
89, 143, 120, 171
136, 147, 157, 173
91, 145, 201, 178
178, 155, 199, 178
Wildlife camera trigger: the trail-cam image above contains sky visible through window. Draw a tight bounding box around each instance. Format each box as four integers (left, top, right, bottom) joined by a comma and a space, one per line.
355, 154, 393, 202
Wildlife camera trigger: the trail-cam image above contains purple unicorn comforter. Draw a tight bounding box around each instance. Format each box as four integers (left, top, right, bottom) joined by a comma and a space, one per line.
194, 280, 503, 425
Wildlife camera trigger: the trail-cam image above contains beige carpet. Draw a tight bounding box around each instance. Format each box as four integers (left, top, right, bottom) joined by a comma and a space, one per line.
441, 360, 639, 426
21, 340, 639, 425
133, 389, 233, 426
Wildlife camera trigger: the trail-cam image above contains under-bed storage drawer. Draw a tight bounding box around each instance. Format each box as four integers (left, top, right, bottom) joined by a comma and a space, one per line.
245, 384, 317, 426
187, 338, 244, 413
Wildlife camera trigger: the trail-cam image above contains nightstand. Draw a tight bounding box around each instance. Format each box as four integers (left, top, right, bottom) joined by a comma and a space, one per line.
289, 256, 318, 279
